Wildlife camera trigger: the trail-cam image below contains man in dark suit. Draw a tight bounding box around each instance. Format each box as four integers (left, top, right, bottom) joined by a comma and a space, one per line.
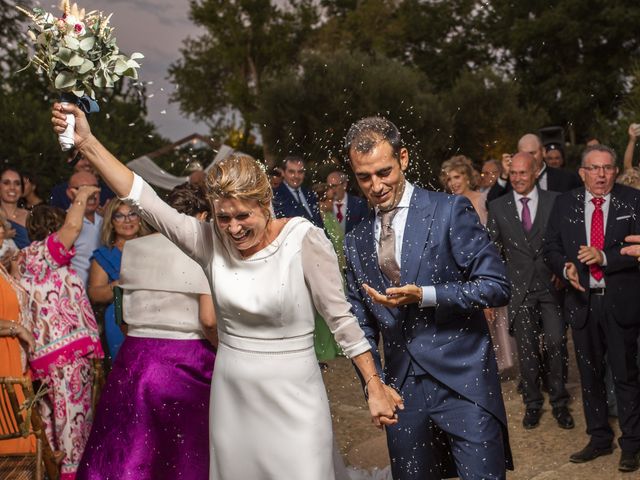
272, 155, 324, 228
544, 145, 640, 472
344, 117, 512, 479
326, 170, 368, 234
487, 153, 572, 430
487, 133, 582, 202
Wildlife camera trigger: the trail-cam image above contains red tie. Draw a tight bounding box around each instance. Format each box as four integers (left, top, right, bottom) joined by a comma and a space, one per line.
590, 197, 605, 282
336, 203, 344, 223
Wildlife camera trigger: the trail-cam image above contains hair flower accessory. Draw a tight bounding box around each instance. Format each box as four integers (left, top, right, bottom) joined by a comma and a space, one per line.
16, 0, 144, 151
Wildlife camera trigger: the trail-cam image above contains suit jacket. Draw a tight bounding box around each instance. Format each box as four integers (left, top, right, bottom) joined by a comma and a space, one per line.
487, 166, 582, 202
487, 188, 560, 322
345, 186, 513, 468
543, 184, 640, 328
272, 183, 324, 228
341, 194, 369, 234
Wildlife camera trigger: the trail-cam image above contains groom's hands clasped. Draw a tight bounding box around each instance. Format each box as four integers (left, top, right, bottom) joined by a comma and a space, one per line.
366, 381, 404, 430
362, 283, 422, 307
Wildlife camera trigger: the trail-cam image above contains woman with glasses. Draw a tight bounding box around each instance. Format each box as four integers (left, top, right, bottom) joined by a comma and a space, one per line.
88, 199, 151, 360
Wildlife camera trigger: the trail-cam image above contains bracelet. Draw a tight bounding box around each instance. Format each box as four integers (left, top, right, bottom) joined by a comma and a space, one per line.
9, 324, 18, 338
365, 373, 380, 387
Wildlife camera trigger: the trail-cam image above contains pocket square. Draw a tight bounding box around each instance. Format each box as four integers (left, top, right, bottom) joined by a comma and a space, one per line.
616, 215, 631, 220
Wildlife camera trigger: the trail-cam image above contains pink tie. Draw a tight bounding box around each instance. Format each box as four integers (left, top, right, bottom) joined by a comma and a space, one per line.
590, 197, 605, 282
336, 203, 344, 223
520, 197, 532, 233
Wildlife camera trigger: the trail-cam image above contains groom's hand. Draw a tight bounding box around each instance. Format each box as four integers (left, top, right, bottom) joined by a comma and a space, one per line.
362, 283, 422, 307
51, 102, 93, 146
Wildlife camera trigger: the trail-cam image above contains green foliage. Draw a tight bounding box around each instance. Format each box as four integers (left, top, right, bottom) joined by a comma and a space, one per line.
1, 0, 167, 197
168, 0, 317, 155
257, 49, 451, 188
442, 69, 549, 163
487, 0, 640, 143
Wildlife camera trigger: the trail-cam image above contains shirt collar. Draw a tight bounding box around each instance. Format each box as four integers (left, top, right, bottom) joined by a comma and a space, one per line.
513, 186, 539, 203
375, 181, 413, 215
585, 189, 611, 205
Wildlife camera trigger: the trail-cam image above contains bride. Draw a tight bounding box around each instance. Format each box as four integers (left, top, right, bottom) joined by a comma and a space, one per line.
52, 103, 403, 480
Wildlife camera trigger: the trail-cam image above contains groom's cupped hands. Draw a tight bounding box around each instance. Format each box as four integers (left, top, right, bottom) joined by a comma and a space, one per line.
362, 283, 422, 307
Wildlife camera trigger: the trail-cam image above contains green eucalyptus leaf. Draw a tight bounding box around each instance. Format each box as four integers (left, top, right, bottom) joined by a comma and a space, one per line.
113, 58, 129, 75
68, 54, 84, 67
64, 35, 80, 50
130, 52, 144, 60
78, 59, 94, 74
79, 37, 95, 51
54, 70, 76, 90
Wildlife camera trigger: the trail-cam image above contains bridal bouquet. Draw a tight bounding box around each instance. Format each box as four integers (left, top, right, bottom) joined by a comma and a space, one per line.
17, 0, 143, 150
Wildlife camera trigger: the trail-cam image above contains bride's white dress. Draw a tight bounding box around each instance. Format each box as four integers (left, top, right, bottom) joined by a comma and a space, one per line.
125, 175, 372, 480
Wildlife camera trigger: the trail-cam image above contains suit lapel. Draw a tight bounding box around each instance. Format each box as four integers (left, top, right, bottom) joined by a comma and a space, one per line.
572, 189, 587, 245
354, 213, 387, 291
605, 186, 622, 247
401, 189, 435, 285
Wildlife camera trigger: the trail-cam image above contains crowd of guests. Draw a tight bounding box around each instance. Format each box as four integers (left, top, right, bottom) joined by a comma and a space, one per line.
2, 114, 640, 480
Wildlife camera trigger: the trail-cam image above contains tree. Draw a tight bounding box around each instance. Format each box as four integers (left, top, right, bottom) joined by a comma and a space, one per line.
1, 0, 168, 195
168, 0, 317, 159
487, 0, 640, 144
257, 49, 452, 187
441, 68, 549, 163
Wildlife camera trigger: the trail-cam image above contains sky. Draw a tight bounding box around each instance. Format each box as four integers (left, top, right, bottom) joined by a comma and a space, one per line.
75, 0, 208, 141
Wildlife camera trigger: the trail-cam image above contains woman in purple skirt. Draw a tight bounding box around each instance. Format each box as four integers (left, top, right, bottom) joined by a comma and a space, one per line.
76, 183, 217, 480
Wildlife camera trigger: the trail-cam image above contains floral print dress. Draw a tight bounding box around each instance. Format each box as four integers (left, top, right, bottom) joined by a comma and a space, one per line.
19, 233, 104, 480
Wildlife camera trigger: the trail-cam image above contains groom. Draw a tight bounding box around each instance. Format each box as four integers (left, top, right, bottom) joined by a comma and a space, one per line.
344, 117, 513, 479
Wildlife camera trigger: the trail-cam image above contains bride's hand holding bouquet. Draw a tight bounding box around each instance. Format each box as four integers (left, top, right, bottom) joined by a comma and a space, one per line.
17, 0, 143, 151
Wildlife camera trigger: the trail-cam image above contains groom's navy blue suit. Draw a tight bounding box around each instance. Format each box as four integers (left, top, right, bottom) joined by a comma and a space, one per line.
345, 186, 513, 479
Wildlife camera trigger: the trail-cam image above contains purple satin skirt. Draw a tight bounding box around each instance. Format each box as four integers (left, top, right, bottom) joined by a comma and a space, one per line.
76, 336, 215, 480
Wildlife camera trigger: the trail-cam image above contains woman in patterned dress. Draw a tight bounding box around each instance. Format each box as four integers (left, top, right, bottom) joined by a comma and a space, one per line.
17, 188, 104, 480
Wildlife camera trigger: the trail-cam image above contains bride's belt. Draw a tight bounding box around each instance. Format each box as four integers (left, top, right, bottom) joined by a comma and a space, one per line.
219, 331, 314, 354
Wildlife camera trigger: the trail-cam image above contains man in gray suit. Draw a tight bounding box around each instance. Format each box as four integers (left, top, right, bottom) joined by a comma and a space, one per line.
487, 152, 573, 430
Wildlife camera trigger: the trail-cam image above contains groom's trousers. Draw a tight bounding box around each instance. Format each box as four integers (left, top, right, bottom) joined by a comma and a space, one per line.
386, 372, 506, 480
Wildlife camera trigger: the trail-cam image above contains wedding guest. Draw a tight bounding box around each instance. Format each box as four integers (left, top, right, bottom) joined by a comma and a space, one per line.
0, 262, 36, 457
66, 171, 103, 286
88, 198, 151, 360
1, 167, 30, 248
544, 145, 640, 472
479, 158, 502, 193
49, 152, 115, 210
326, 170, 368, 234
623, 123, 640, 174
440, 155, 516, 373
311, 182, 344, 361
77, 183, 216, 480
19, 171, 45, 210
269, 166, 283, 190
52, 102, 401, 480
0, 215, 18, 266
487, 153, 572, 430
272, 155, 325, 228
18, 195, 104, 480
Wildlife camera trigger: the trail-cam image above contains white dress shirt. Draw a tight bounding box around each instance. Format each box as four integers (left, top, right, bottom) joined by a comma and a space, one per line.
373, 181, 437, 307
537, 164, 548, 191
513, 186, 539, 223
333, 193, 347, 232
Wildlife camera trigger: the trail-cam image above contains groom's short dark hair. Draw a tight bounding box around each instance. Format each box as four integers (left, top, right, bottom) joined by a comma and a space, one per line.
344, 117, 403, 161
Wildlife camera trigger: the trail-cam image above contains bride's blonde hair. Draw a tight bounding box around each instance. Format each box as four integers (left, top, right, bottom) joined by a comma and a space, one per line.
206, 154, 272, 215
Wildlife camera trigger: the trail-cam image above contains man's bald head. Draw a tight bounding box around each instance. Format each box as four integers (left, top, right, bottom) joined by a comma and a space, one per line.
517, 134, 544, 171
509, 152, 537, 195
67, 171, 100, 214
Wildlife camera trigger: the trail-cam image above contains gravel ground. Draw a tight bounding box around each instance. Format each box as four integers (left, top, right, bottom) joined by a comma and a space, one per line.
323, 333, 632, 480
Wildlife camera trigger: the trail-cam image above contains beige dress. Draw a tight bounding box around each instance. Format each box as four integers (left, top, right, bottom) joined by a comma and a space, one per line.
471, 191, 517, 372
124, 175, 371, 480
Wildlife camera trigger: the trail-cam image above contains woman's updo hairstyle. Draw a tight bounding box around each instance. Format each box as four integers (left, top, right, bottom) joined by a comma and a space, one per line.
206, 154, 272, 215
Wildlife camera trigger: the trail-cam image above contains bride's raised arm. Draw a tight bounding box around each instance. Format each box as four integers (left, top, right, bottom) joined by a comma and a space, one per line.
51, 103, 214, 266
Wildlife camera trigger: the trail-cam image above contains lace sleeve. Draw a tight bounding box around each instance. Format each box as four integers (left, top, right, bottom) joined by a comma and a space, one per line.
301, 227, 370, 358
